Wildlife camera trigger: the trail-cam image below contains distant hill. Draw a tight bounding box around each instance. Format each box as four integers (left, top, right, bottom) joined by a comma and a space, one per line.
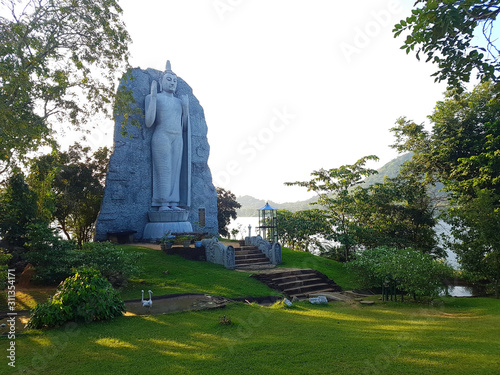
236, 195, 318, 217
236, 152, 446, 216
360, 152, 446, 199
359, 153, 413, 187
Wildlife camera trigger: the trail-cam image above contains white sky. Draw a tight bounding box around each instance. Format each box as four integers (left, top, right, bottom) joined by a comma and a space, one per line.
86, 0, 449, 203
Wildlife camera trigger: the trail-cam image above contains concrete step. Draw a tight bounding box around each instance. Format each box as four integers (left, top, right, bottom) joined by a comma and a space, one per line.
234, 247, 271, 267
235, 263, 276, 270
250, 269, 342, 299
235, 253, 268, 260
271, 273, 319, 284
235, 261, 274, 267
263, 269, 318, 277
235, 249, 262, 255
235, 246, 259, 251
277, 277, 324, 289
235, 254, 269, 262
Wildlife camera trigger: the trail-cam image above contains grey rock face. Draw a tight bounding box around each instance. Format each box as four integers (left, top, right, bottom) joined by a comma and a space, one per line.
95, 67, 218, 241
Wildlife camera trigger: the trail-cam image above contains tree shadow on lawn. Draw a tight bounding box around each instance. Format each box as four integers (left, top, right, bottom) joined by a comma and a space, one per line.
11, 300, 500, 375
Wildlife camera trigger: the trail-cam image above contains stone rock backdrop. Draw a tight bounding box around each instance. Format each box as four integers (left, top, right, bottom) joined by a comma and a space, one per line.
95, 67, 218, 241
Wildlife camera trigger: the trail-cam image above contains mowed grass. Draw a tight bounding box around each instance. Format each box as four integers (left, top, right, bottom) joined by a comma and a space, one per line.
118, 245, 283, 300
8, 298, 500, 375
4, 245, 500, 374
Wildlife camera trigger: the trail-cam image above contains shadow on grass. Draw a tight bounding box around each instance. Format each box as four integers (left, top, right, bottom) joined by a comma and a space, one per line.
10, 299, 500, 375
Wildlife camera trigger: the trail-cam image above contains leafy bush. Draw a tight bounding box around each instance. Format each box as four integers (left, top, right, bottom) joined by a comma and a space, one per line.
25, 223, 80, 284
25, 224, 140, 287
347, 247, 453, 299
79, 242, 141, 288
27, 267, 125, 329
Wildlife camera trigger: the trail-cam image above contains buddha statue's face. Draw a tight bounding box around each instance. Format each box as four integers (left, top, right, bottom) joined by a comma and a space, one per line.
162, 73, 177, 93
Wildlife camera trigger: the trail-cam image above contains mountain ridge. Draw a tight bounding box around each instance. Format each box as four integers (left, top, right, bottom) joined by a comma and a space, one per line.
235, 153, 444, 217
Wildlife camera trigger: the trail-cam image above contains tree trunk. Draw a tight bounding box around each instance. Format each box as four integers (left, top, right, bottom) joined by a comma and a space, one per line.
58, 222, 71, 241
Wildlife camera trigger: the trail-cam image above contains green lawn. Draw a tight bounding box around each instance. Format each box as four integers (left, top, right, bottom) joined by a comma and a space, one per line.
3, 245, 500, 374
119, 245, 284, 301
7, 298, 500, 375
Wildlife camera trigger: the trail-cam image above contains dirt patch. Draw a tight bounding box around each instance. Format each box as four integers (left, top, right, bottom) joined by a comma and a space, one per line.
131, 243, 161, 250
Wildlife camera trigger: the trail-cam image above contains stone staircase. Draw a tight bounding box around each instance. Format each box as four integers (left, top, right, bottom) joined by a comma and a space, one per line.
251, 269, 342, 300
234, 246, 274, 270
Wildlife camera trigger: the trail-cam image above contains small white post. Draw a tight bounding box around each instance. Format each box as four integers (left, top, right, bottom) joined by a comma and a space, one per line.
248, 224, 252, 238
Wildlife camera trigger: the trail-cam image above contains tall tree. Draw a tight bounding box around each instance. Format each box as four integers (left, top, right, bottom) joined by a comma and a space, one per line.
29, 144, 110, 246
0, 171, 39, 247
286, 156, 379, 261
446, 189, 500, 298
391, 81, 500, 295
277, 209, 329, 252
353, 175, 441, 257
391, 82, 500, 200
394, 0, 500, 89
0, 0, 132, 173
216, 187, 241, 238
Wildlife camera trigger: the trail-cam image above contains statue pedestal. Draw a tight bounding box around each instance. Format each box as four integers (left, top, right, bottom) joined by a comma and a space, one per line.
148, 210, 189, 222
142, 209, 193, 241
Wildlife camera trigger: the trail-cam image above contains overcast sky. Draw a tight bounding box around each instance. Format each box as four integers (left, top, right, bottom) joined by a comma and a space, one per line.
87, 0, 449, 203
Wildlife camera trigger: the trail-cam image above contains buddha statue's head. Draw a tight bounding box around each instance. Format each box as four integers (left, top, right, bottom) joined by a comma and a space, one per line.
161, 60, 177, 93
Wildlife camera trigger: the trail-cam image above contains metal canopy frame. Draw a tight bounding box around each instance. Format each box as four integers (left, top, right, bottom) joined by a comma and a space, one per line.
257, 202, 278, 243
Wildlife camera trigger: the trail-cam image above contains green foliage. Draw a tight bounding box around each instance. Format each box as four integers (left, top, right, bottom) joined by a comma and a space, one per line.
277, 209, 329, 252
0, 171, 41, 246
391, 82, 500, 293
25, 223, 80, 284
446, 189, 500, 297
286, 156, 441, 260
80, 242, 141, 288
26, 267, 125, 329
0, 0, 133, 172
25, 223, 140, 286
347, 247, 454, 299
394, 0, 500, 89
0, 250, 13, 289
424, 82, 500, 199
217, 187, 241, 237
286, 155, 379, 260
28, 144, 110, 246
354, 174, 442, 257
